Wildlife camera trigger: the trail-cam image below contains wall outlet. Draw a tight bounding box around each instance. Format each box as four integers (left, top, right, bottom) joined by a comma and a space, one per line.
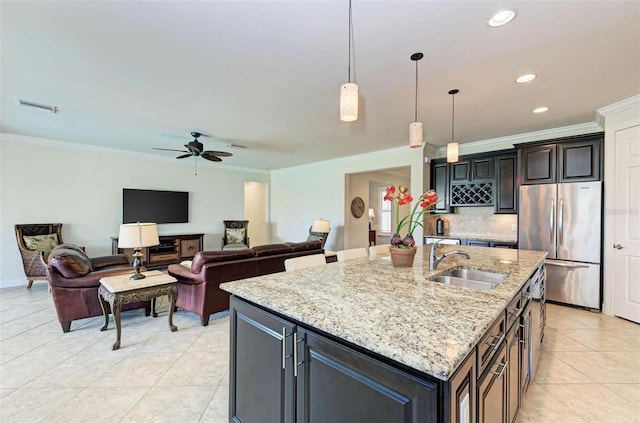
511, 224, 517, 232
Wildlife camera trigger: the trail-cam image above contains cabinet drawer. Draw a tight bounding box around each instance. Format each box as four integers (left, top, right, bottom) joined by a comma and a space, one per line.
150, 252, 179, 262
180, 239, 200, 258
477, 314, 506, 376
506, 293, 523, 330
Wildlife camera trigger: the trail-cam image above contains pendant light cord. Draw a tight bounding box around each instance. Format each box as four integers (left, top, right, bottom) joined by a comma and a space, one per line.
414, 60, 419, 122
451, 93, 455, 142
347, 0, 353, 83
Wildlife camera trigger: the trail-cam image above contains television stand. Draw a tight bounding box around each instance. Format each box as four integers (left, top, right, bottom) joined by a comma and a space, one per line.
111, 233, 204, 269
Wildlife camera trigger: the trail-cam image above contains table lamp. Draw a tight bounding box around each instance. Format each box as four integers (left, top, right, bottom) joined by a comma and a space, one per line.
368, 208, 375, 229
118, 222, 159, 280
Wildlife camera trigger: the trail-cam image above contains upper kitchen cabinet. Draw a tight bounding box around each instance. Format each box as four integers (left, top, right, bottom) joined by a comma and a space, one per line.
494, 153, 517, 214
516, 133, 603, 185
430, 159, 452, 213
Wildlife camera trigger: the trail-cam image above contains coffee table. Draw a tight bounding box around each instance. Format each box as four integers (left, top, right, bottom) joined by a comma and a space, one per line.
98, 270, 178, 350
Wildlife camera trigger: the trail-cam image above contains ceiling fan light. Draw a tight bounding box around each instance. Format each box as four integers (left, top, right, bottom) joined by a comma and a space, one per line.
447, 142, 459, 163
409, 122, 423, 149
340, 82, 359, 122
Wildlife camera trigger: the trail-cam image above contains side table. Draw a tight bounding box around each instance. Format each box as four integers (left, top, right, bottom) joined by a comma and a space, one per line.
98, 270, 178, 350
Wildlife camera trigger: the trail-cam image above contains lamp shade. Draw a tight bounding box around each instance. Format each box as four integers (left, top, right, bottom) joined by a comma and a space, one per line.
340, 83, 358, 122
447, 142, 459, 163
409, 121, 423, 149
368, 208, 375, 218
118, 223, 159, 249
311, 219, 331, 233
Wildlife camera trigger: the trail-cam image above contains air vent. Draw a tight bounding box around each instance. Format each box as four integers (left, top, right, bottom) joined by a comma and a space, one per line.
18, 99, 59, 114
227, 143, 248, 149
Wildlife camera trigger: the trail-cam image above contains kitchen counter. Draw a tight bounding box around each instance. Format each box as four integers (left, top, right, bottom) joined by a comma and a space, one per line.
220, 245, 546, 381
425, 233, 518, 243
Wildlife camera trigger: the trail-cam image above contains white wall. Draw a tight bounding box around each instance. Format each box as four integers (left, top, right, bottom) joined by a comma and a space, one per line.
0, 134, 269, 288
270, 146, 424, 252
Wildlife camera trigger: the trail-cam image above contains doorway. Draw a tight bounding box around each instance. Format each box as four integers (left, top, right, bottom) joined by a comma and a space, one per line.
244, 181, 269, 247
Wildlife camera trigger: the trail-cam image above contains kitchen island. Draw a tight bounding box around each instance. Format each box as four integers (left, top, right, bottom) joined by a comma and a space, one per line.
221, 244, 546, 423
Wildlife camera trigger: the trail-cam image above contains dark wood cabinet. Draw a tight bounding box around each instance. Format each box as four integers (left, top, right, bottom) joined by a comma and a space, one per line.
506, 323, 521, 423
517, 133, 603, 185
111, 233, 203, 269
231, 297, 439, 423
472, 157, 494, 181
477, 343, 507, 423
297, 328, 439, 423
494, 154, 517, 214
446, 351, 476, 423
451, 160, 471, 182
230, 297, 296, 423
431, 160, 452, 213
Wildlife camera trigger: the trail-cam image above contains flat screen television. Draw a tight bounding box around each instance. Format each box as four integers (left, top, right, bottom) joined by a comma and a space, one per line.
122, 189, 189, 224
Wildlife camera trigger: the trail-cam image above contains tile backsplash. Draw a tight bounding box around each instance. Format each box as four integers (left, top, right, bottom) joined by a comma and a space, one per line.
425, 207, 517, 240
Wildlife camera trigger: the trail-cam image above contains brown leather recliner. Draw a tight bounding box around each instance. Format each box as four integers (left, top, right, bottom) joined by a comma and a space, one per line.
46, 244, 151, 333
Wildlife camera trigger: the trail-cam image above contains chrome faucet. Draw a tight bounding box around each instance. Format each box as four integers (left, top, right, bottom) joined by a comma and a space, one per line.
429, 239, 471, 271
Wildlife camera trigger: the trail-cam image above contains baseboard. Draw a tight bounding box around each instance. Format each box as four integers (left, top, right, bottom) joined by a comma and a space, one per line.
0, 277, 30, 289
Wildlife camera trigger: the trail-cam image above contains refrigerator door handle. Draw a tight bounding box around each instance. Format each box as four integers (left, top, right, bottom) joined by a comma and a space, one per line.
546, 259, 589, 269
550, 198, 555, 244
558, 198, 564, 245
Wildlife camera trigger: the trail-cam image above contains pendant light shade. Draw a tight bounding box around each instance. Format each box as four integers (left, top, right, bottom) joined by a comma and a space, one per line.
409, 52, 424, 149
340, 0, 358, 122
447, 89, 460, 163
340, 82, 358, 122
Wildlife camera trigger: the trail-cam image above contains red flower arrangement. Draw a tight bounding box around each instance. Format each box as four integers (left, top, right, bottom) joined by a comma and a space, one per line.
384, 186, 440, 248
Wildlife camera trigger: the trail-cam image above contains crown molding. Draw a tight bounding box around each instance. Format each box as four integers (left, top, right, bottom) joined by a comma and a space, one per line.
0, 132, 270, 175
595, 94, 640, 126
433, 122, 603, 158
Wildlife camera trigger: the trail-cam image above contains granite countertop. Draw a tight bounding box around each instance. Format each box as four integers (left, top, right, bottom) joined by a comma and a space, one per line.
425, 233, 518, 243
220, 245, 546, 381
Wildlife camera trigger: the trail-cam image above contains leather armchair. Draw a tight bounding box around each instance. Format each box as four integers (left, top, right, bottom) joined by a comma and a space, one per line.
46, 244, 150, 333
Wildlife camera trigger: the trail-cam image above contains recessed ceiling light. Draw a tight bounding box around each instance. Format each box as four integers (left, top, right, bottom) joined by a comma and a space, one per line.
516, 74, 537, 83
488, 10, 517, 27
533, 106, 549, 114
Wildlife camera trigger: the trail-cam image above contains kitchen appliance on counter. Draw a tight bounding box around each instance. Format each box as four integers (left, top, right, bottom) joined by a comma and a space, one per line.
519, 181, 602, 310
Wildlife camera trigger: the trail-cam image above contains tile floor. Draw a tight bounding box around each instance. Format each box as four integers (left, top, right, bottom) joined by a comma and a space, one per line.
0, 282, 638, 422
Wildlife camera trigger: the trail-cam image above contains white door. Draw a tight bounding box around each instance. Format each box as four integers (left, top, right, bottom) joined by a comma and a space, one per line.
613, 125, 640, 323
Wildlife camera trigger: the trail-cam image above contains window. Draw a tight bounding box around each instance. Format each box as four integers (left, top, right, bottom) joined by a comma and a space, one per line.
378, 187, 391, 234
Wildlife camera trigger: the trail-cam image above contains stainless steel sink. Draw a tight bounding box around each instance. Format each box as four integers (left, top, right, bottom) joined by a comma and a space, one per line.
428, 268, 508, 291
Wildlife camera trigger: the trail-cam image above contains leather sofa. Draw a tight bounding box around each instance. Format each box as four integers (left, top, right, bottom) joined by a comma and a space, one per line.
168, 240, 324, 326
46, 244, 151, 333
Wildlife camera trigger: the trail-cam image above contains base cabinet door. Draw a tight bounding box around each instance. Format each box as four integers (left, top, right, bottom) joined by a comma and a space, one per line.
296, 328, 439, 423
230, 298, 296, 423
506, 324, 521, 423
477, 343, 507, 423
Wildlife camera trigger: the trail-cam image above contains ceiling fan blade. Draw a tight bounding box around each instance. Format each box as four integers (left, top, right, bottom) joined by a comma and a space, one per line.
176, 153, 192, 159
153, 147, 189, 153
203, 150, 233, 157
201, 153, 222, 162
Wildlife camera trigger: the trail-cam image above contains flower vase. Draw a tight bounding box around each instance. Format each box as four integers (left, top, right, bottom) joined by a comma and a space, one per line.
389, 246, 417, 268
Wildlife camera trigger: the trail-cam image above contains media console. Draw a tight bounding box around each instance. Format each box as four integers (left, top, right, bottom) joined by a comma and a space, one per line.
111, 233, 204, 269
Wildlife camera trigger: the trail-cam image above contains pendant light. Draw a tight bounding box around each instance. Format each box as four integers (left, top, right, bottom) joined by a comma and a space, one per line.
409, 52, 424, 149
447, 89, 460, 163
340, 0, 358, 122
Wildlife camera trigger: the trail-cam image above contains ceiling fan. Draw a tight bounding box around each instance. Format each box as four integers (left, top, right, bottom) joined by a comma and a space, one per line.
153, 131, 233, 163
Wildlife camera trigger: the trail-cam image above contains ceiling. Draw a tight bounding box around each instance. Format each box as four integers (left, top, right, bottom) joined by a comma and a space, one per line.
2, 1, 639, 171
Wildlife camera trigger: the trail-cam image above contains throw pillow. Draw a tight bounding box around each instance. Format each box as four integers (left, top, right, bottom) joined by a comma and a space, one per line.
226, 228, 246, 244
23, 233, 59, 259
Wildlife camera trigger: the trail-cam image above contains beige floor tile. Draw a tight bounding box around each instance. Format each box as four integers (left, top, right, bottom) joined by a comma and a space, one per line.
517, 384, 586, 422
0, 331, 59, 356
200, 384, 230, 423
156, 351, 229, 386
24, 352, 124, 388
0, 352, 68, 388
541, 329, 593, 352
0, 388, 15, 399
545, 314, 592, 330
90, 352, 181, 387
188, 325, 230, 353
604, 384, 640, 407
0, 387, 81, 422
608, 326, 640, 348
44, 386, 150, 422
559, 328, 639, 351
531, 351, 594, 384
122, 385, 217, 422
551, 351, 640, 383
601, 350, 640, 372
134, 326, 202, 353
543, 383, 640, 423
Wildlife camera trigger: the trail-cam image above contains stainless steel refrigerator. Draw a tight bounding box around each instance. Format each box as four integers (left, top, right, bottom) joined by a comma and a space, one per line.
519, 181, 602, 309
